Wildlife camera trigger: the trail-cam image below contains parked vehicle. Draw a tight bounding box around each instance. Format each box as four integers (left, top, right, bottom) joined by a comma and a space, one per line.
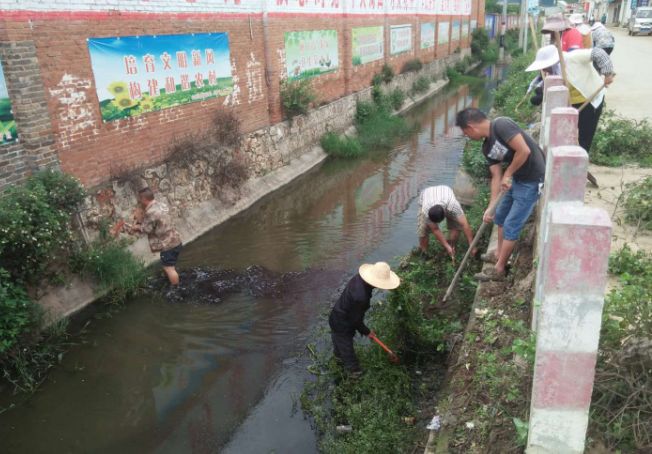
628, 7, 652, 35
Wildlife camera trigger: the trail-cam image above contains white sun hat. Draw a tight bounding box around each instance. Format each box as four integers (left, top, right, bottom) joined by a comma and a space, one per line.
525, 45, 560, 72
359, 262, 401, 290
577, 23, 591, 35
568, 13, 585, 25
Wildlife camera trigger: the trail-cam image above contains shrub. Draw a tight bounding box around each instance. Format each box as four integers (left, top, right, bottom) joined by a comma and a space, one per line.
410, 76, 430, 95
591, 112, 652, 167
462, 140, 489, 182
371, 73, 384, 87
0, 170, 85, 284
381, 63, 395, 84
280, 79, 316, 119
471, 28, 490, 59
389, 88, 406, 111
590, 246, 652, 450
357, 109, 412, 150
355, 100, 378, 124
320, 132, 363, 158
212, 109, 242, 148
401, 58, 423, 73
623, 176, 652, 230
0, 269, 37, 355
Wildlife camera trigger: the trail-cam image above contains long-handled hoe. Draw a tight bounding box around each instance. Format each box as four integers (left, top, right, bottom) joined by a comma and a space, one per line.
369, 332, 400, 364
441, 191, 505, 304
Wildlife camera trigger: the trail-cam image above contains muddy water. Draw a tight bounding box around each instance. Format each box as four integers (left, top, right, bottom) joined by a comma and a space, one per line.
0, 71, 504, 454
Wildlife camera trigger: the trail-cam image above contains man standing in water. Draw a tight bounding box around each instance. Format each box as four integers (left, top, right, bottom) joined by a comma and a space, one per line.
329, 262, 401, 377
455, 108, 545, 281
129, 187, 183, 286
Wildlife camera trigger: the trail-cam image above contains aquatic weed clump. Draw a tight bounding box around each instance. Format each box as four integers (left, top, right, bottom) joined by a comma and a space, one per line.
302, 191, 489, 452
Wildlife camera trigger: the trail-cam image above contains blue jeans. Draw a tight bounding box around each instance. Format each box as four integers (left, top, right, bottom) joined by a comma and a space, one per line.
494, 180, 541, 241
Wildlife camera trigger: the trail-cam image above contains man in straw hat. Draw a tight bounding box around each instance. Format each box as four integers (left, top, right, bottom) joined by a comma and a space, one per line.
329, 262, 401, 376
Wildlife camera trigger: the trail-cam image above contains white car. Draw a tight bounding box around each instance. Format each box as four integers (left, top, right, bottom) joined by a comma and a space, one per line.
628, 7, 652, 35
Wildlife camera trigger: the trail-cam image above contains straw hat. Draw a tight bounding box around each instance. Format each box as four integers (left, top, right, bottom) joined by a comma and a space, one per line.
359, 262, 401, 290
542, 12, 571, 32
525, 45, 560, 72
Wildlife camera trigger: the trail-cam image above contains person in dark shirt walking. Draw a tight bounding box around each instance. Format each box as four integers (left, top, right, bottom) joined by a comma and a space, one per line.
329, 262, 401, 377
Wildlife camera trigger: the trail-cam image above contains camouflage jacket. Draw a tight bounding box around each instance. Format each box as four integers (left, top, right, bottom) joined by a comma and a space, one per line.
141, 200, 182, 252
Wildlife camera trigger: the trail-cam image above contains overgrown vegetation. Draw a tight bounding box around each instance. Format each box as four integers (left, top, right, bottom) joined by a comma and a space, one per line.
381, 63, 395, 84
591, 112, 652, 167
410, 76, 431, 96
590, 246, 652, 450
281, 78, 317, 119
0, 170, 147, 393
302, 191, 490, 452
492, 51, 538, 124
623, 176, 652, 230
471, 28, 499, 63
321, 85, 413, 159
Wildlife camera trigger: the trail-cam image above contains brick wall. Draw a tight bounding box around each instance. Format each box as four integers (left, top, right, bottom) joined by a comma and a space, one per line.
0, 0, 475, 190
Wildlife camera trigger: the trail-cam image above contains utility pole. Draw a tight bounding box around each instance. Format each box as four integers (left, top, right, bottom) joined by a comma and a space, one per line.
499, 0, 507, 61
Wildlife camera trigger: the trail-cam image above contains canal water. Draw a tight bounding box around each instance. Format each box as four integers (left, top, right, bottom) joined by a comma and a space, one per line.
0, 66, 504, 454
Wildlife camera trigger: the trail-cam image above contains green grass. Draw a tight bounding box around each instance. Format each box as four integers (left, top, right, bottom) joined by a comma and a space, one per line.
321, 132, 363, 158
591, 112, 652, 167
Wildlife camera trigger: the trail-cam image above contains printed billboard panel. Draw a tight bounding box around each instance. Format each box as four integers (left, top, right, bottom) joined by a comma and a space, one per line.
438, 21, 450, 44
421, 22, 436, 49
390, 25, 412, 55
0, 61, 17, 144
285, 30, 339, 80
352, 26, 384, 66
88, 33, 233, 122
452, 19, 461, 41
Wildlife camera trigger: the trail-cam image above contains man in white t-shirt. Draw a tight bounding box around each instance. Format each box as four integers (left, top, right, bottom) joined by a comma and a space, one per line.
417, 185, 475, 259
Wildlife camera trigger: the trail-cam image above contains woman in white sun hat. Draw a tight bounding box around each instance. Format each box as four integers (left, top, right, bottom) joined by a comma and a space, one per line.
525, 44, 615, 169
328, 262, 400, 377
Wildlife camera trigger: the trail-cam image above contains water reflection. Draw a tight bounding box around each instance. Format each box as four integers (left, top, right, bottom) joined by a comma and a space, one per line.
0, 81, 483, 454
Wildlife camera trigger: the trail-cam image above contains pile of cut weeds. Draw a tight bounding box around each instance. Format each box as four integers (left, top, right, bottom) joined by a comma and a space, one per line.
426, 222, 536, 453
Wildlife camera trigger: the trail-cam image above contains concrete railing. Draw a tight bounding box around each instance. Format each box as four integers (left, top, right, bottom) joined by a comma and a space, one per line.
527, 78, 612, 453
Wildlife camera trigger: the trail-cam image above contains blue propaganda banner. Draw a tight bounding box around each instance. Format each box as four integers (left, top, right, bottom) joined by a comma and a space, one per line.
88, 33, 233, 122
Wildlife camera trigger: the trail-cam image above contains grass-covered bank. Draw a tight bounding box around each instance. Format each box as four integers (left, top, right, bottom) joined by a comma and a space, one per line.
0, 170, 147, 394
301, 190, 490, 453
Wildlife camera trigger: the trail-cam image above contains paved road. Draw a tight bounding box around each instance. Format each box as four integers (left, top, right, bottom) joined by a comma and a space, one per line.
606, 27, 652, 121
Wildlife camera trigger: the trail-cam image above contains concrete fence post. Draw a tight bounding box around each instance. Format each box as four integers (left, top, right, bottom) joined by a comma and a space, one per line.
538, 75, 565, 149
541, 86, 570, 153
532, 109, 581, 328
527, 203, 612, 454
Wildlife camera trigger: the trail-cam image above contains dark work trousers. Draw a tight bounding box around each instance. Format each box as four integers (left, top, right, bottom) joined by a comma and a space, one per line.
331, 331, 360, 372
573, 99, 604, 153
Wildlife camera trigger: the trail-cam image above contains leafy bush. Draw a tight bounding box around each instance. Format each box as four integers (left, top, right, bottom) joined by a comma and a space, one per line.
0, 269, 37, 355
320, 132, 364, 158
389, 88, 406, 111
355, 100, 377, 124
357, 108, 412, 151
623, 176, 652, 229
401, 58, 423, 74
462, 140, 489, 182
471, 28, 490, 60
381, 63, 395, 84
410, 76, 431, 95
71, 237, 147, 303
280, 79, 316, 119
371, 73, 383, 87
0, 170, 85, 284
591, 112, 652, 167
